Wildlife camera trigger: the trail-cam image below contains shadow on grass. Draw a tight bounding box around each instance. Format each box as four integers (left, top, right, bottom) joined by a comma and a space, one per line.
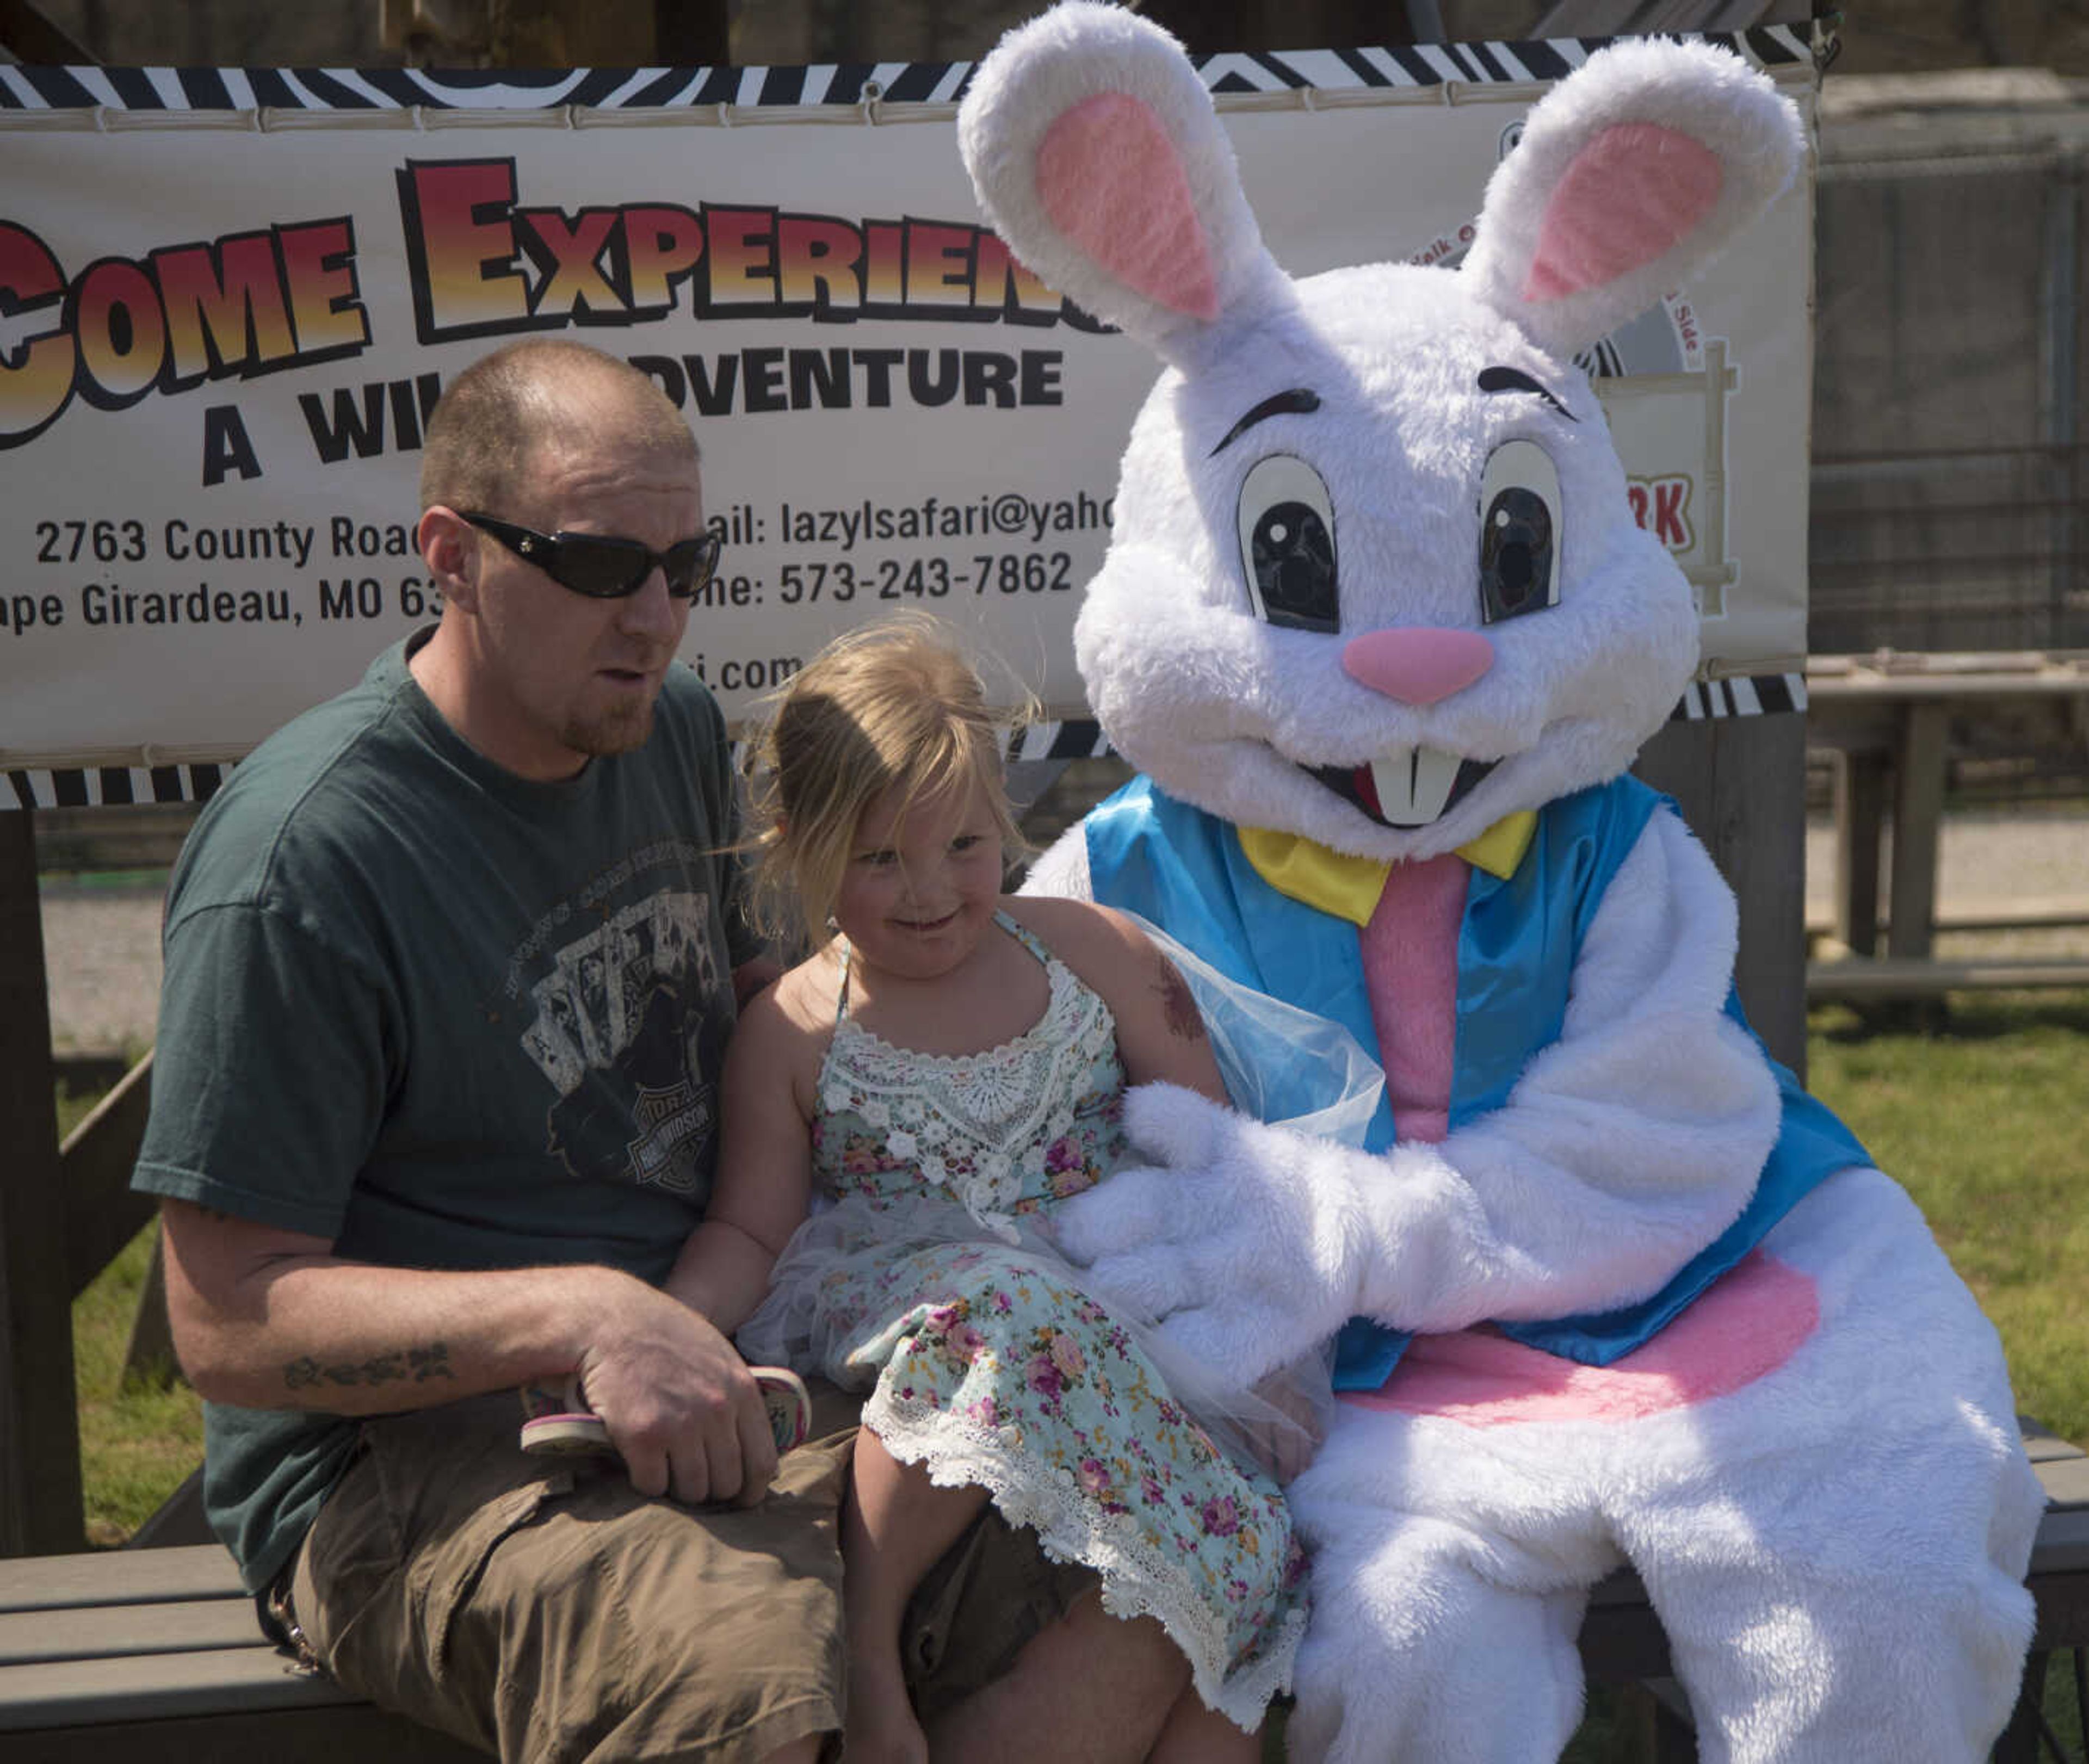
1811, 988, 2089, 1045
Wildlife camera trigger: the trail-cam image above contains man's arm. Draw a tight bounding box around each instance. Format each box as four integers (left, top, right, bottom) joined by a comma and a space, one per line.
732, 953, 782, 1007
159, 1198, 778, 1504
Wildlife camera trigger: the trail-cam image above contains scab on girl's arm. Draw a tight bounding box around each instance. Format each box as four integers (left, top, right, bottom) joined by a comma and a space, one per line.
664, 986, 819, 1336
1009, 898, 1229, 1105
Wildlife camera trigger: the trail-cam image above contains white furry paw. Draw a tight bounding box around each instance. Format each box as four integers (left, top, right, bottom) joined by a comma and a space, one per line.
1055, 1082, 1363, 1385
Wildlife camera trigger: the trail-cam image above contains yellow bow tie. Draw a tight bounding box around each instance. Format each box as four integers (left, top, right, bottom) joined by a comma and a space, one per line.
1235, 812, 1537, 926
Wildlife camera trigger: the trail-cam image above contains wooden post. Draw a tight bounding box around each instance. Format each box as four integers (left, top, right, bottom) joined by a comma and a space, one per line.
1832, 746, 1888, 956
0, 0, 92, 62
121, 1228, 177, 1389
651, 0, 727, 63
58, 1050, 157, 1304
0, 810, 86, 1556
1886, 701, 1949, 963
1634, 711, 1811, 1081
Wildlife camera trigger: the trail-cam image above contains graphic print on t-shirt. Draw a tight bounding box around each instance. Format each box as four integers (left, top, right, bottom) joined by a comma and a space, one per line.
517, 888, 726, 1195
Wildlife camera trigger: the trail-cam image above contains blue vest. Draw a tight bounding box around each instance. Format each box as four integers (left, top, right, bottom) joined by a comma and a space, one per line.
1084, 773, 1871, 1390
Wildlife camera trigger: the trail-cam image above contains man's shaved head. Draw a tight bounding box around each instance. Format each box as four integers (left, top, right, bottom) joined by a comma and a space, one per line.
418, 339, 696, 520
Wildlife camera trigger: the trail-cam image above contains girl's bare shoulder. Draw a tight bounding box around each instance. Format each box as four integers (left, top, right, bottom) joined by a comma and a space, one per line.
999, 895, 1157, 989
1002, 900, 1219, 1095
730, 947, 847, 1120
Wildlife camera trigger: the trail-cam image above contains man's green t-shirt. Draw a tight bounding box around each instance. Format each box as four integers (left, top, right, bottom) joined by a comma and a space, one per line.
132, 635, 763, 1593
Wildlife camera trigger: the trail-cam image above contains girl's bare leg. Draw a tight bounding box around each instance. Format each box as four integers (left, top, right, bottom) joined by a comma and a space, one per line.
924, 1590, 1188, 1763
1146, 1687, 1265, 1764
844, 1427, 990, 1764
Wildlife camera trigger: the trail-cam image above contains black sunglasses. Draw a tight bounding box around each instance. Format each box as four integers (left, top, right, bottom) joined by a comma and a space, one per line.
461, 512, 722, 601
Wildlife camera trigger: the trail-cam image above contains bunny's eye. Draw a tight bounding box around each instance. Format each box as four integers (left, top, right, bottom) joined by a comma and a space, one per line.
1477, 439, 1561, 625
1237, 454, 1338, 633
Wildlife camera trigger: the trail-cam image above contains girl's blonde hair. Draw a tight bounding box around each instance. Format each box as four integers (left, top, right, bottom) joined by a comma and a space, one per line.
744, 613, 1035, 951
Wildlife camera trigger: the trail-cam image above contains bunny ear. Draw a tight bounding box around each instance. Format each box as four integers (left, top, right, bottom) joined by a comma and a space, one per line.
1461, 38, 1806, 361
957, 1, 1292, 363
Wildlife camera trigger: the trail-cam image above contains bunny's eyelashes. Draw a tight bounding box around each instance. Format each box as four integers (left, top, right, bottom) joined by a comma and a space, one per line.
1473, 364, 1569, 628
1222, 359, 1573, 639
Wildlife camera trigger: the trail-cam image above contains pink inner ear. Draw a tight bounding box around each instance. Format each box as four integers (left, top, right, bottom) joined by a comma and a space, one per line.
1522, 122, 1723, 304
1037, 91, 1219, 323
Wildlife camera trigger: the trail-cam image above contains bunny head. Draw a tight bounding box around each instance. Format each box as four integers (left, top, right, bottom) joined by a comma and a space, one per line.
960, 4, 1805, 862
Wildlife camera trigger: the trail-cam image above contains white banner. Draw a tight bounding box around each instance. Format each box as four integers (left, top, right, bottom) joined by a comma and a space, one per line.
0, 38, 1818, 777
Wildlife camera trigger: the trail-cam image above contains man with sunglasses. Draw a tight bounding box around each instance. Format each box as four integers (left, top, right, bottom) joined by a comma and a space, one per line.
134, 341, 1186, 1762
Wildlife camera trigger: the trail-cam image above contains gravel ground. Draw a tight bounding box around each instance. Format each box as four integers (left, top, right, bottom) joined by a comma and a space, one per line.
35, 807, 2086, 1058
38, 876, 168, 1059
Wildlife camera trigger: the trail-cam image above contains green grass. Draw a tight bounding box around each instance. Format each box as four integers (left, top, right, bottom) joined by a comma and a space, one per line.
1807, 989, 2089, 1447
58, 1076, 203, 1547
71, 1220, 202, 1547
65, 996, 2089, 1751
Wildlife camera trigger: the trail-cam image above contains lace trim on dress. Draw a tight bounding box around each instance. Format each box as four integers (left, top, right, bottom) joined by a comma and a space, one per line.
821, 914, 1117, 1241
863, 1384, 1304, 1731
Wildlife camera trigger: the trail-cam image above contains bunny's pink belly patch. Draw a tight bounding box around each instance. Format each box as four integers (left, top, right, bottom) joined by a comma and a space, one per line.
1340, 1251, 1818, 1426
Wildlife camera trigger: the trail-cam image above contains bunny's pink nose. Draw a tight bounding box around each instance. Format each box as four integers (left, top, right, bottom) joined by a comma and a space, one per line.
1341, 628, 1494, 705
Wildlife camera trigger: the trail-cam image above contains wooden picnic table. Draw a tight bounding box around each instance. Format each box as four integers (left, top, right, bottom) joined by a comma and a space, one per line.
1805, 649, 2089, 983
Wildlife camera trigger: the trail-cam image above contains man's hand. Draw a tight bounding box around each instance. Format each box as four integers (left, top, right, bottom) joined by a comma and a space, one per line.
159, 1199, 781, 1506
573, 1280, 780, 1507
1054, 1082, 1371, 1387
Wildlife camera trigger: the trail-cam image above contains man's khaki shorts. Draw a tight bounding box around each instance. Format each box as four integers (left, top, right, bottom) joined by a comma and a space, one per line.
285, 1385, 1094, 1762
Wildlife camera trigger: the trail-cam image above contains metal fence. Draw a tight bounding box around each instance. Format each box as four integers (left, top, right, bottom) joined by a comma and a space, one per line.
1810, 81, 2089, 656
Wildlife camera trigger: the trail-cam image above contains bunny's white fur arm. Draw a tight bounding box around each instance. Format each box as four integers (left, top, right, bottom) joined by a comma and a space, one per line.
1019, 824, 1094, 901
1055, 807, 1783, 1381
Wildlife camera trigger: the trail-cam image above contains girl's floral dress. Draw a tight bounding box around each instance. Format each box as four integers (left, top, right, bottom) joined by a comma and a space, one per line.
737, 912, 1306, 1729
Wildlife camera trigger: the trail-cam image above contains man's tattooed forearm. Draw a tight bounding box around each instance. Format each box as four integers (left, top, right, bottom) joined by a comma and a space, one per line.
282, 1342, 456, 1392
1153, 952, 1208, 1043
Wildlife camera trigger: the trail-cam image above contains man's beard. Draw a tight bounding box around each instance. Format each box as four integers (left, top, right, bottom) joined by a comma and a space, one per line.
563, 695, 656, 758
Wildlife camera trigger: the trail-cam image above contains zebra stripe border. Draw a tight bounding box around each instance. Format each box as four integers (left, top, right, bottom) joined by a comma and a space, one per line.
1677, 670, 1807, 721
9, 762, 228, 812
3, 673, 1808, 810
0, 27, 1813, 114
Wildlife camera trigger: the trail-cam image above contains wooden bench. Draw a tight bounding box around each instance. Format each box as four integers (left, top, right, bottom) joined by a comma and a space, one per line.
0, 1542, 481, 1762
2, 1428, 2082, 1764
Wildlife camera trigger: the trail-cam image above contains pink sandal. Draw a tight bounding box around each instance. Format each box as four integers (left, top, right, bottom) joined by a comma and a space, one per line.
519, 1367, 812, 1457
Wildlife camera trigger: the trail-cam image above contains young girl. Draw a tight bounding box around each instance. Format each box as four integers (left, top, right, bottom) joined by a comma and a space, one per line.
669, 617, 1309, 1763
